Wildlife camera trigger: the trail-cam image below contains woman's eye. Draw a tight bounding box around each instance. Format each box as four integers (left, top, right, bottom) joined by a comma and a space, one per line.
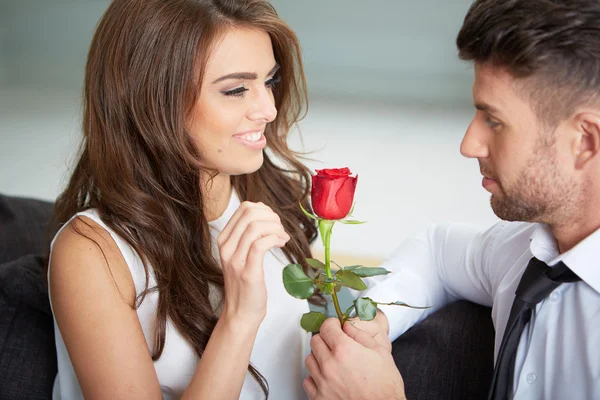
265, 75, 281, 89
223, 86, 248, 97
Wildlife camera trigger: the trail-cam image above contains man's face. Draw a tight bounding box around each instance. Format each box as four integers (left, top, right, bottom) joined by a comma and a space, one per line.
460, 63, 578, 223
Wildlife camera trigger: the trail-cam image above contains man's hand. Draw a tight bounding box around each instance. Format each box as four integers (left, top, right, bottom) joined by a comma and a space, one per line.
347, 309, 391, 351
304, 318, 406, 400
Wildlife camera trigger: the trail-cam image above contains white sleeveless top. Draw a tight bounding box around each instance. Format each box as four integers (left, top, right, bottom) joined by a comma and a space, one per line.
48, 190, 311, 399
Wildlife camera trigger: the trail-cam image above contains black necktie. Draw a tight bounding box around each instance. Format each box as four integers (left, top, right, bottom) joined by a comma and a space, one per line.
487, 257, 580, 400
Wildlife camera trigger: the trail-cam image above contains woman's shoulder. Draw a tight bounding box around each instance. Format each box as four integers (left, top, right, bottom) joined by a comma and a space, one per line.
52, 210, 121, 262
49, 211, 137, 307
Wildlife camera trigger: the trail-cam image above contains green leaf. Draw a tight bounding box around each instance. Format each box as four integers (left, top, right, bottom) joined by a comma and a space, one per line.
313, 274, 342, 294
354, 297, 377, 321
305, 258, 326, 270
335, 270, 367, 291
301, 311, 327, 333
342, 265, 363, 271
315, 282, 329, 294
334, 281, 343, 292
314, 274, 331, 294
339, 219, 366, 225
282, 264, 315, 299
381, 301, 431, 310
352, 267, 391, 278
348, 202, 356, 216
342, 304, 356, 320
299, 202, 319, 220
318, 219, 335, 249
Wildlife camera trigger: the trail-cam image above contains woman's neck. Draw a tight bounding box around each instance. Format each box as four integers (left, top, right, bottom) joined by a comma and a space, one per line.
201, 172, 232, 222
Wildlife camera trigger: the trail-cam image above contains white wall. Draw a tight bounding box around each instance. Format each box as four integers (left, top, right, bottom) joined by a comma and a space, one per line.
0, 88, 81, 202
1, 1, 110, 90
0, 0, 499, 260
270, 0, 475, 104
289, 99, 498, 259
0, 4, 8, 87
1, 0, 475, 102
0, 88, 498, 259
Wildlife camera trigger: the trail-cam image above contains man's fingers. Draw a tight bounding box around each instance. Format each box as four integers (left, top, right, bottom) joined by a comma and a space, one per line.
303, 376, 318, 399
347, 317, 391, 351
309, 333, 334, 369
346, 317, 378, 334
318, 317, 350, 352
304, 353, 323, 384
343, 321, 380, 350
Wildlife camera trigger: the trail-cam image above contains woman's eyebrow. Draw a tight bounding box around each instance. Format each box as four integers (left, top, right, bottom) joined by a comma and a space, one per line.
211, 63, 280, 84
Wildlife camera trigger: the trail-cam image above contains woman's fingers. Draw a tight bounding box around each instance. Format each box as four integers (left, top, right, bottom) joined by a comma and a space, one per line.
242, 234, 288, 276
216, 202, 289, 322
217, 202, 266, 245
217, 203, 281, 259
228, 220, 289, 269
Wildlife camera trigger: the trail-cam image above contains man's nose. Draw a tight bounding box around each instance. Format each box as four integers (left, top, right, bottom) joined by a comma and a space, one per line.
460, 119, 489, 159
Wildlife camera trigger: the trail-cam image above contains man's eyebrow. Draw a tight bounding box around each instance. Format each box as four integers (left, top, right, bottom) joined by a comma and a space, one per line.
211, 63, 280, 84
475, 102, 501, 114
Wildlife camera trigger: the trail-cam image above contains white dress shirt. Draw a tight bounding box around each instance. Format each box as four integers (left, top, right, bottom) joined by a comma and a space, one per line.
360, 221, 600, 399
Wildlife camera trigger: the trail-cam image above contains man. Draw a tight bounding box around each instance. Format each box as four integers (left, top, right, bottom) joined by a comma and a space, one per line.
304, 0, 600, 399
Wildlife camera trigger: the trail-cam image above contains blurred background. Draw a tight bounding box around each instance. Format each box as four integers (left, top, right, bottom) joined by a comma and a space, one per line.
0, 0, 498, 263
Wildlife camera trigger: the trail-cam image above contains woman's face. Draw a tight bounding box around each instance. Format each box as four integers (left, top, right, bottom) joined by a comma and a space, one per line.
188, 27, 280, 176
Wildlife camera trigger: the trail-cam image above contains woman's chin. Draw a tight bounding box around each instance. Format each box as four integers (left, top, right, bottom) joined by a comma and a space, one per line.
224, 156, 265, 176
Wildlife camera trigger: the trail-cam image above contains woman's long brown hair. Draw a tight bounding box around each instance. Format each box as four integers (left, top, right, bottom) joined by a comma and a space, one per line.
51, 0, 317, 396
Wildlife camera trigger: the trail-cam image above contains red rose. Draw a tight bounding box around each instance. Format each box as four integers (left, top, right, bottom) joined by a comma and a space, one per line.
311, 167, 358, 220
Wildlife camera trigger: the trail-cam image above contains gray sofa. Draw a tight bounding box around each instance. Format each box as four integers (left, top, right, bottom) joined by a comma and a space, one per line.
0, 193, 494, 399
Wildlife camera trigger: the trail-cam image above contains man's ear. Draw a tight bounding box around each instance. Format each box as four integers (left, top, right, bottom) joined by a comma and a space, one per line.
572, 111, 600, 170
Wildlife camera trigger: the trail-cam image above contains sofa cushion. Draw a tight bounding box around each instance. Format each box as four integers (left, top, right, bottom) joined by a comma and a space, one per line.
0, 194, 54, 264
0, 254, 57, 400
0, 194, 57, 399
391, 300, 495, 400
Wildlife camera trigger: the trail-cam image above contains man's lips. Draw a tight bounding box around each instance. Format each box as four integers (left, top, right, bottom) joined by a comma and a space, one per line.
482, 175, 497, 190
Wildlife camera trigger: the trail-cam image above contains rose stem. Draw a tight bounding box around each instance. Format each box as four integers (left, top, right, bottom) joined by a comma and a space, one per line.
321, 220, 344, 324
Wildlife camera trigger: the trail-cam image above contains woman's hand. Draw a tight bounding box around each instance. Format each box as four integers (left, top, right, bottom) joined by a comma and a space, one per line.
217, 201, 290, 325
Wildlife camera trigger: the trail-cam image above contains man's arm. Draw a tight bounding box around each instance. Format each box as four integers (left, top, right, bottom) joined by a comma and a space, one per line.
304, 222, 516, 399
355, 222, 499, 340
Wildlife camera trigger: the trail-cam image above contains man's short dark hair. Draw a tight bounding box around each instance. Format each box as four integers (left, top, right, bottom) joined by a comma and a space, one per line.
457, 0, 600, 129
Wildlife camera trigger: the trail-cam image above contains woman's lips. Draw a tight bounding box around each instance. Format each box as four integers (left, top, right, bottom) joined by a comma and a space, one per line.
232, 131, 267, 150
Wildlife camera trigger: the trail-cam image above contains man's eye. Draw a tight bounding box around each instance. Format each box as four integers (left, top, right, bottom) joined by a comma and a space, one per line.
485, 117, 501, 129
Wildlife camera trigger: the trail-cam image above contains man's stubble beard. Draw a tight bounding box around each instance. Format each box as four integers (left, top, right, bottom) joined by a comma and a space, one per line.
490, 140, 578, 224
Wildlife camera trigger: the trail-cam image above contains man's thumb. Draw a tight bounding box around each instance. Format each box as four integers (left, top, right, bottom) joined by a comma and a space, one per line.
343, 321, 380, 350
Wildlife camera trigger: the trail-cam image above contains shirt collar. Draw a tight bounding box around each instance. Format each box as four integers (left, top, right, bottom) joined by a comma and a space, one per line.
530, 224, 600, 294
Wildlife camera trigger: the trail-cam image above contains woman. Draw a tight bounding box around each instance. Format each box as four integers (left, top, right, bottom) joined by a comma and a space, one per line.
47, 0, 317, 398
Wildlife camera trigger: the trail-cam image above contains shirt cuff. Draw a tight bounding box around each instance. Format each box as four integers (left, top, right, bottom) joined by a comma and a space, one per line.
360, 268, 433, 341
